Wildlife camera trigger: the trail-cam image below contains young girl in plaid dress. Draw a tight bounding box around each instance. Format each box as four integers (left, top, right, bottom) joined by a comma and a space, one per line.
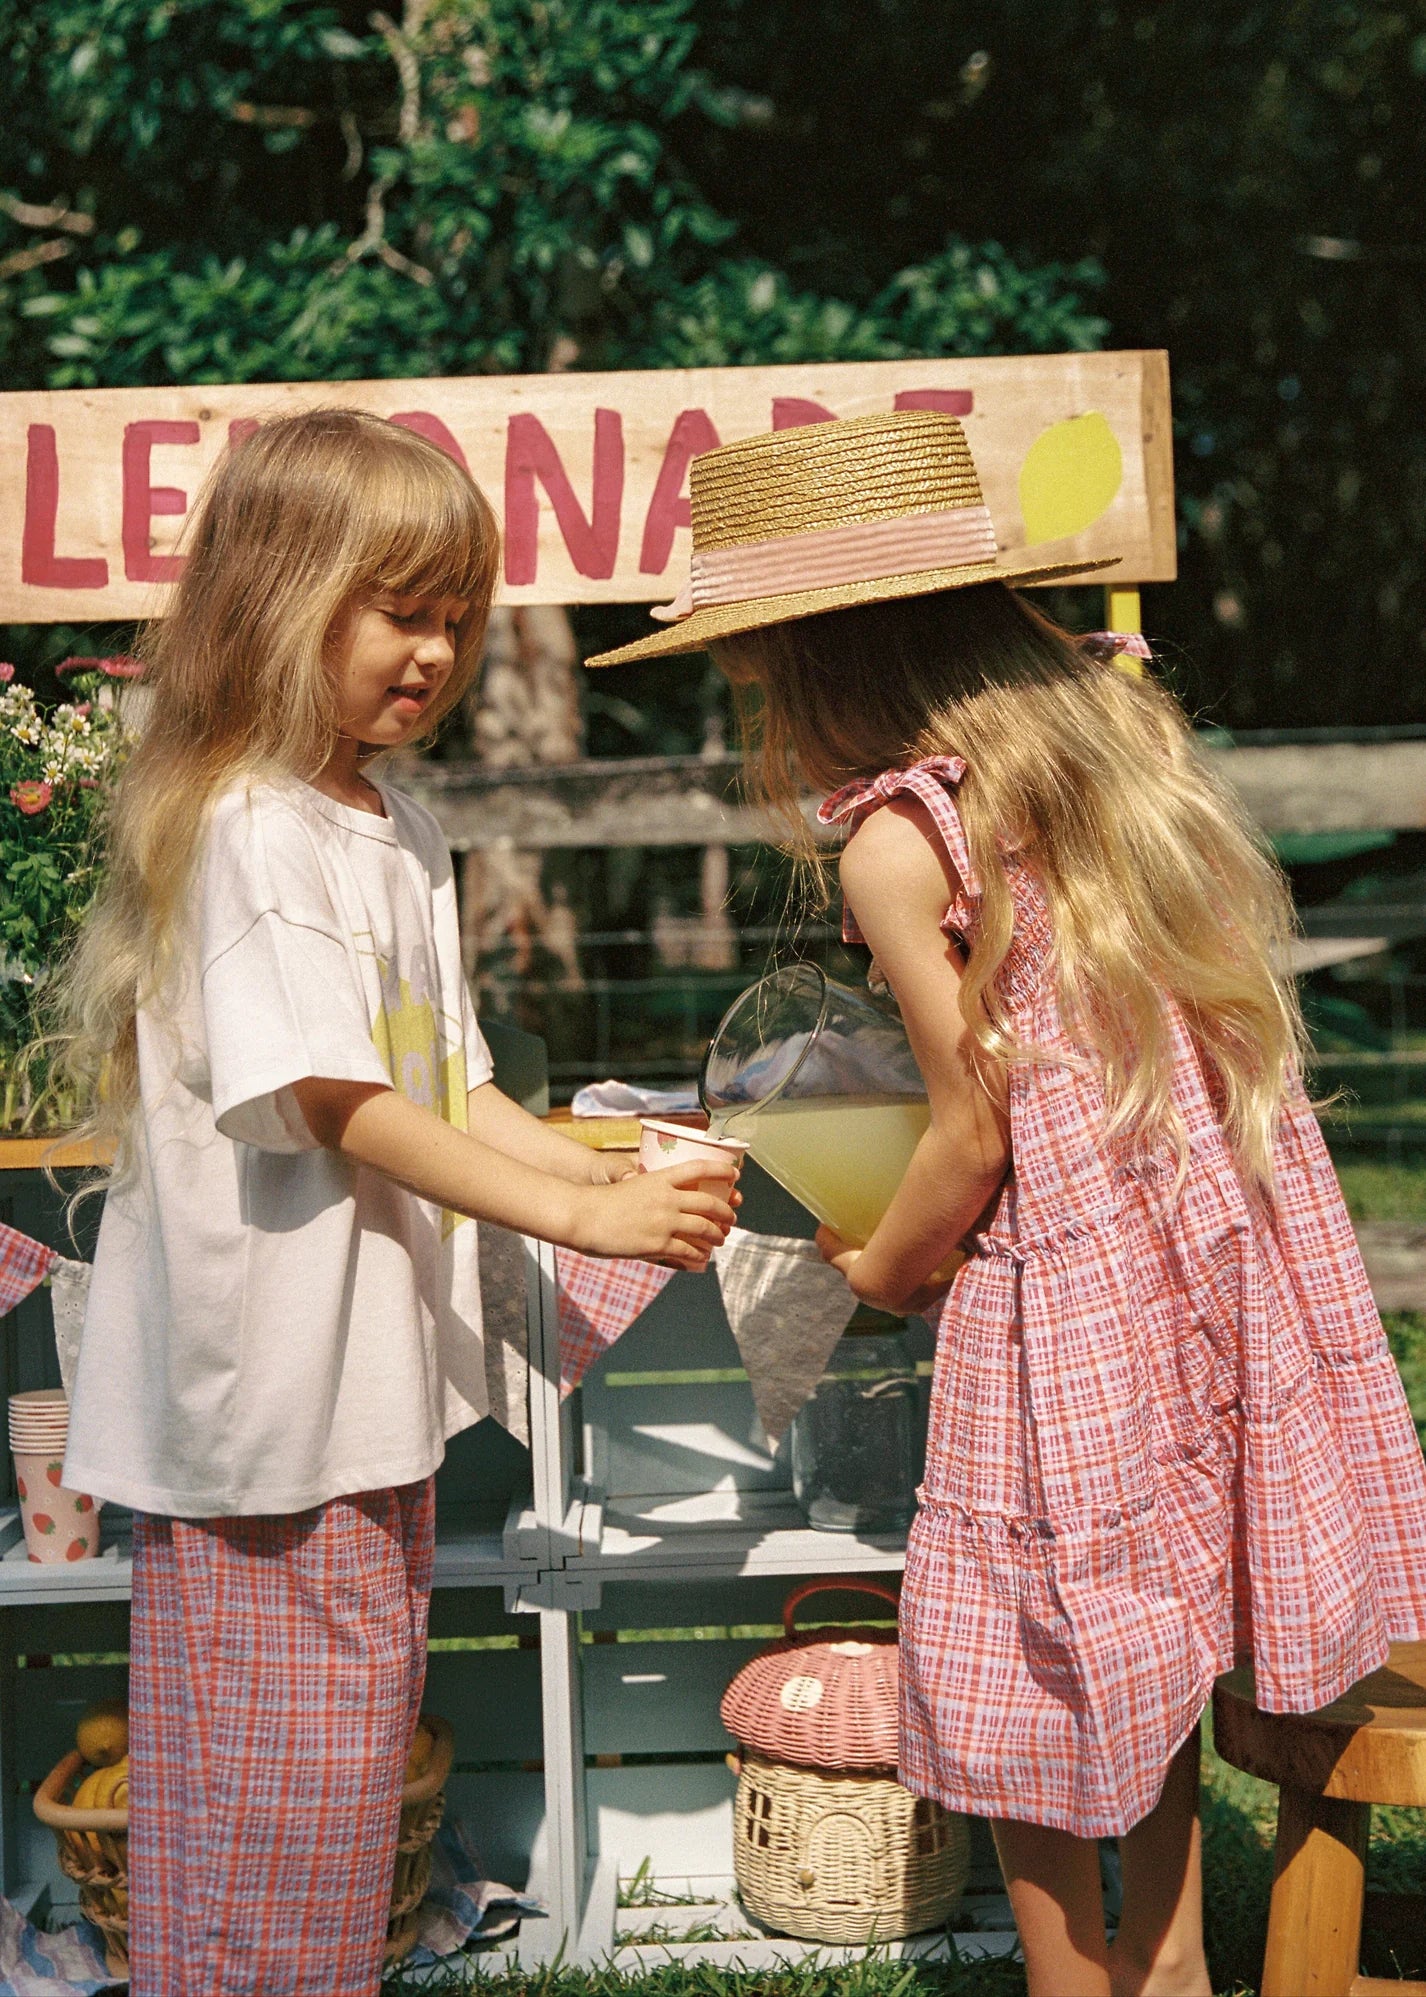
590, 411, 1426, 1997
57, 410, 736, 1997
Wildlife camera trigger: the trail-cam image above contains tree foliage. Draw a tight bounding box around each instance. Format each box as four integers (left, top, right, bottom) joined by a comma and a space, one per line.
681, 0, 1426, 729
0, 0, 1104, 394
0, 3, 1417, 729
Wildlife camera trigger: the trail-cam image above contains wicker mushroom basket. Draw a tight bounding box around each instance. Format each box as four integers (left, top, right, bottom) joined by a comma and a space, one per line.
721, 1580, 969, 1945
33, 1713, 454, 1975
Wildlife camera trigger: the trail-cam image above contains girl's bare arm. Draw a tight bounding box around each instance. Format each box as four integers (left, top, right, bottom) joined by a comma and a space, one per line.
290, 1077, 734, 1267
465, 1079, 639, 1187
828, 797, 1011, 1312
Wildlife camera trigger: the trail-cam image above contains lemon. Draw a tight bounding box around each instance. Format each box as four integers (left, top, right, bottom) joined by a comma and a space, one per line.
71, 1768, 105, 1812
73, 1756, 128, 1812
72, 1759, 125, 1858
76, 1699, 128, 1767
404, 1720, 435, 1784
70, 1757, 126, 1859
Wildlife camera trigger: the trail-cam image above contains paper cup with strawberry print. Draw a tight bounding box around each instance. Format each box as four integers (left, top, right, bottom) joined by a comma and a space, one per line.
12, 1452, 99, 1563
638, 1118, 748, 1192
8, 1388, 69, 1443
8, 1392, 99, 1563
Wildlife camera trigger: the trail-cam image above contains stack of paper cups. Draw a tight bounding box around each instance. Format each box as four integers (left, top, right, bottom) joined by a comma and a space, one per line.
8, 1391, 99, 1564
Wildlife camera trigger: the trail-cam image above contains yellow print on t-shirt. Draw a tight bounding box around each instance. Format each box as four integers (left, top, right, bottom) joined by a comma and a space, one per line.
368, 956, 471, 1236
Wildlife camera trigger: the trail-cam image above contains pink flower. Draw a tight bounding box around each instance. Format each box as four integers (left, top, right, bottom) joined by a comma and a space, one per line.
0, 663, 13, 682
10, 780, 52, 816
57, 652, 143, 681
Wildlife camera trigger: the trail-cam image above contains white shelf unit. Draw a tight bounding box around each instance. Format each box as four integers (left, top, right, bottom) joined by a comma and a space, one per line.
0, 1495, 537, 1609
513, 1170, 1010, 1971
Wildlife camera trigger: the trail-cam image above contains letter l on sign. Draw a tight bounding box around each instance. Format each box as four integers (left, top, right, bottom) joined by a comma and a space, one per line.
22, 426, 108, 589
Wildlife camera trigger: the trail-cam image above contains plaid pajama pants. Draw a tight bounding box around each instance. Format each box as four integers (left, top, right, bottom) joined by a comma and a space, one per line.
128, 1477, 435, 1997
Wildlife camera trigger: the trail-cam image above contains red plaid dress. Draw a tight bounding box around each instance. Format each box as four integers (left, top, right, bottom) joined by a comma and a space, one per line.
128, 1478, 434, 1996
821, 757, 1426, 1838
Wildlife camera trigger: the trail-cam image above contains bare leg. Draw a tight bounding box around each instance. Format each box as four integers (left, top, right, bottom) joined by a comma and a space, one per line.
993, 1817, 1112, 1997
1108, 1723, 1212, 1997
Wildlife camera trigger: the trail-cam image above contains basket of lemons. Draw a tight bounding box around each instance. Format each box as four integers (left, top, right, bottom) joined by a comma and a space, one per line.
32, 1700, 131, 1974
389, 1715, 455, 1963
33, 1702, 454, 1974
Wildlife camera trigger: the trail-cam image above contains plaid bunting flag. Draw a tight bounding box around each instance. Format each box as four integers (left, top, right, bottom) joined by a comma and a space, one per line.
0, 1223, 55, 1318
554, 1250, 676, 1396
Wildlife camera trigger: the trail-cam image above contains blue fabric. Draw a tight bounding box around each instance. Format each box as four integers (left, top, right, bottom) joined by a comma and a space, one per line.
0, 1818, 546, 1993
406, 1819, 545, 1964
0, 1900, 116, 1995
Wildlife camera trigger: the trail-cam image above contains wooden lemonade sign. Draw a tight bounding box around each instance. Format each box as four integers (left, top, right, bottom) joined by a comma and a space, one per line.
0, 350, 1173, 619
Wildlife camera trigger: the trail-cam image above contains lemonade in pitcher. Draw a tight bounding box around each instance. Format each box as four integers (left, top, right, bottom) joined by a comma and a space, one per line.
702, 966, 947, 1253
712, 1094, 931, 1246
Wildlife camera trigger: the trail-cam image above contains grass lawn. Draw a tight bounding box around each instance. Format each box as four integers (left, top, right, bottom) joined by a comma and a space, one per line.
1336, 1155, 1426, 1225
378, 1152, 1426, 1997
380, 1736, 1423, 1996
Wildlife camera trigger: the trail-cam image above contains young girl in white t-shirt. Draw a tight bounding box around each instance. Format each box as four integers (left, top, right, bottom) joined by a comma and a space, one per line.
57, 408, 737, 1997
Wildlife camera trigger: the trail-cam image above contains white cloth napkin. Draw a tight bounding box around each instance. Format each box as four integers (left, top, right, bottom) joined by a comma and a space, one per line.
569, 1079, 700, 1117
711, 1228, 861, 1445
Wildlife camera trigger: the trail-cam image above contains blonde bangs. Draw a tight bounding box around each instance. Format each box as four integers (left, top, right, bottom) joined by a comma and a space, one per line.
336, 434, 500, 733
354, 444, 500, 611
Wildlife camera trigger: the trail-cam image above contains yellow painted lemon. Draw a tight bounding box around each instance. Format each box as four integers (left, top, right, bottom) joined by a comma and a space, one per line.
1018, 412, 1123, 545
76, 1698, 128, 1767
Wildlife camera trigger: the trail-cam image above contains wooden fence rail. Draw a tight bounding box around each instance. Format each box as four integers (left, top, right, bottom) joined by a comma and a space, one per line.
398, 739, 1426, 851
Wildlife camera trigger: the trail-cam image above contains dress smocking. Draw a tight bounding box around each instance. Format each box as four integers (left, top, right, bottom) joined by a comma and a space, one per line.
819, 757, 1426, 1837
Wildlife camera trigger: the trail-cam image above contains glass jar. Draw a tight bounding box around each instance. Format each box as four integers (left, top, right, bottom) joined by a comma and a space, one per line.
790, 1307, 919, 1534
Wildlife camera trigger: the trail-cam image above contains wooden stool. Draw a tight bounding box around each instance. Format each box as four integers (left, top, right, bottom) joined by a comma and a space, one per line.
1214, 1643, 1426, 1997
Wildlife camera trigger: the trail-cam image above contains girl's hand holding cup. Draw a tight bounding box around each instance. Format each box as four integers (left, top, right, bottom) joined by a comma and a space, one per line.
575, 1157, 740, 1269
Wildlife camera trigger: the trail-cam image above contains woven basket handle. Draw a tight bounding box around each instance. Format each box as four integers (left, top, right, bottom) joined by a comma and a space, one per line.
782, 1577, 901, 1639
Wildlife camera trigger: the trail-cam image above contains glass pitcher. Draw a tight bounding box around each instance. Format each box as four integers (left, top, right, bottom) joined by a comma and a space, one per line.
700, 964, 931, 1248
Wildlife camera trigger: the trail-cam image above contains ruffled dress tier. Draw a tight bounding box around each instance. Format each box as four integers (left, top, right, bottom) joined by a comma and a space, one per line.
819, 757, 1426, 1837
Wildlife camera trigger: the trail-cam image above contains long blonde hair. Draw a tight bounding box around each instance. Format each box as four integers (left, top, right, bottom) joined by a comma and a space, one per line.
716, 583, 1305, 1192
54, 407, 499, 1174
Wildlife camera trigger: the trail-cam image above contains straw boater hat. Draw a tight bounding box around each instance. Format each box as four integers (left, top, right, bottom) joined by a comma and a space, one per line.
586, 408, 1120, 668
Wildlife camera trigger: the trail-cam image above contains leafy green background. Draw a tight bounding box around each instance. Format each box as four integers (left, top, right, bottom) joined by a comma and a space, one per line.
1, 0, 1421, 731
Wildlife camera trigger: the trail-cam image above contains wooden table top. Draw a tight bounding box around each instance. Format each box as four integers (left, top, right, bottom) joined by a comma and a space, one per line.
0, 1109, 711, 1168
544, 1106, 705, 1151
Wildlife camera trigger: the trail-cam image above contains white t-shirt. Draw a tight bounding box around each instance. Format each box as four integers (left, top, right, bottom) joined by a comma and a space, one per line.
64, 777, 493, 1518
